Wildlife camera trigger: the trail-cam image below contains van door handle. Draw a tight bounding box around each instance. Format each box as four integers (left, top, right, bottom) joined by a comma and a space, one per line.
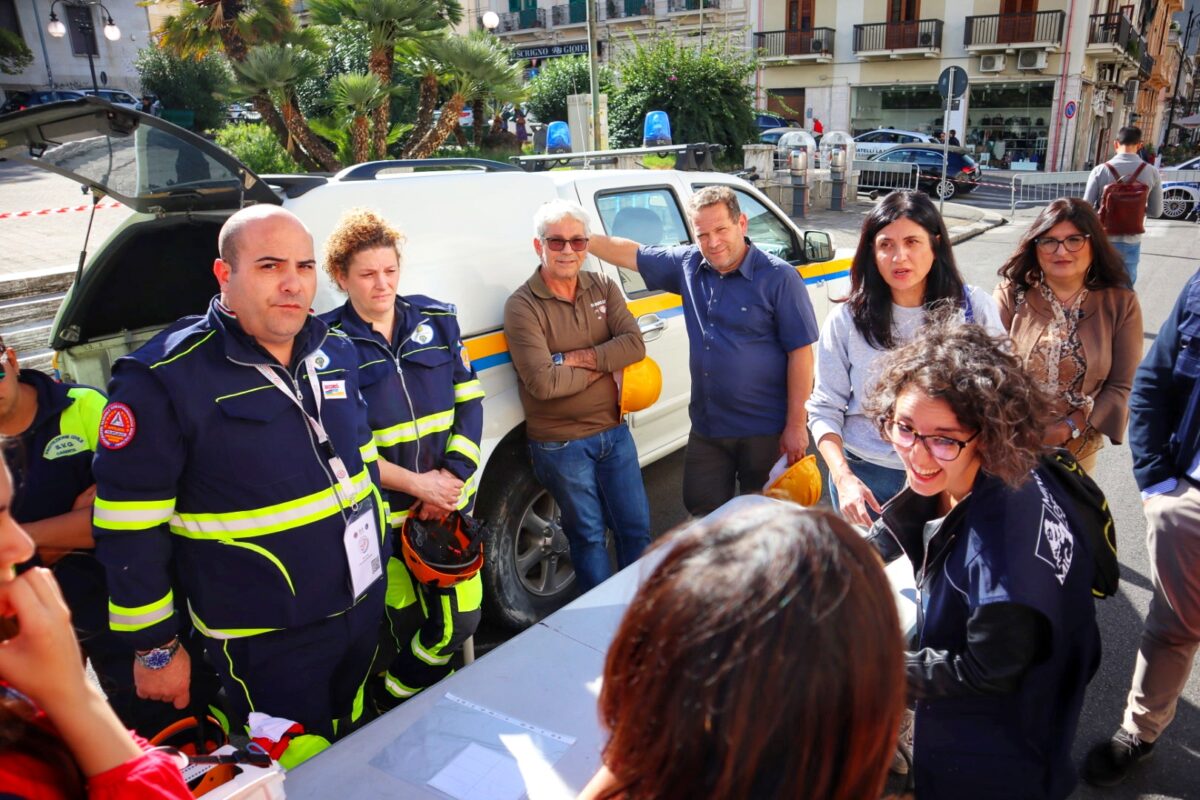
638, 313, 666, 341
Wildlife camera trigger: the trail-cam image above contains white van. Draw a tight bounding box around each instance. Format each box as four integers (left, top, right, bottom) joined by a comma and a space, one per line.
0, 98, 851, 628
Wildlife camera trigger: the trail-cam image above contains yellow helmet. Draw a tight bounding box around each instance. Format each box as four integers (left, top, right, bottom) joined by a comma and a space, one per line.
765, 454, 823, 507
619, 357, 663, 415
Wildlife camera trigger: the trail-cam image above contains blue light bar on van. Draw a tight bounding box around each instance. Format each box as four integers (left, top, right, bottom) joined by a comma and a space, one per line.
547, 121, 572, 154
643, 111, 672, 147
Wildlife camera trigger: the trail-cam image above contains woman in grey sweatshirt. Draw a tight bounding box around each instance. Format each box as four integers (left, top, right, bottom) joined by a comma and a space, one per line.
807, 191, 1005, 525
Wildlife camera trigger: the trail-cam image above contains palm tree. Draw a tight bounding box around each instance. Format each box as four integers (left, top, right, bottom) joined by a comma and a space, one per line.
308, 0, 462, 160
329, 72, 388, 165
405, 32, 524, 159
232, 43, 342, 171
158, 0, 329, 171
397, 43, 446, 157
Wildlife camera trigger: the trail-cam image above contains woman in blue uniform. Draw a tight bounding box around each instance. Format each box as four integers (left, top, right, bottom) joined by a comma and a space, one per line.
320, 209, 485, 708
863, 318, 1102, 800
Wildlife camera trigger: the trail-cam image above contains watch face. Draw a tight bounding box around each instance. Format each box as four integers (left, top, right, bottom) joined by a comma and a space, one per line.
141, 649, 172, 670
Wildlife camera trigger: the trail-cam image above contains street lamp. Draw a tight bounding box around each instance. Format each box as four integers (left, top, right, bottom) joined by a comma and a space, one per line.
46, 0, 120, 94
481, 10, 499, 30
1165, 9, 1198, 147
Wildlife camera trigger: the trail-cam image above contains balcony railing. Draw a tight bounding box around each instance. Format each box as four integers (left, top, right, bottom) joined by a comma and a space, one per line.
964, 10, 1065, 47
1140, 50, 1155, 78
853, 19, 942, 53
608, 0, 653, 19
552, 1, 588, 25
668, 0, 719, 12
499, 8, 547, 31
754, 28, 835, 58
1087, 13, 1133, 50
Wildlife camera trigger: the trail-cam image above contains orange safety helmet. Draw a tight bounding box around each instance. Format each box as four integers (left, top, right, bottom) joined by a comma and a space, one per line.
401, 511, 486, 589
619, 356, 662, 415
764, 454, 823, 507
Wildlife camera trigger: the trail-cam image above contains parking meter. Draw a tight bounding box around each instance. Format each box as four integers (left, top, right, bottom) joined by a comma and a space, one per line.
778, 130, 816, 219
821, 131, 852, 212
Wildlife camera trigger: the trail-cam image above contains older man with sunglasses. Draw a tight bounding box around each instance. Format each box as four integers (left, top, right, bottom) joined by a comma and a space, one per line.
503, 200, 651, 591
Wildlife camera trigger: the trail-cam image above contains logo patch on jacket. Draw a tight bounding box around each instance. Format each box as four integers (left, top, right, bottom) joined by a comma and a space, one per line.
459, 341, 471, 371
1033, 472, 1074, 585
322, 380, 347, 399
99, 403, 137, 450
43, 433, 87, 460
312, 349, 331, 370
412, 323, 434, 345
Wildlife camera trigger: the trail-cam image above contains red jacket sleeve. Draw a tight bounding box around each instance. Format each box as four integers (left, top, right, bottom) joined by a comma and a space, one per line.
87, 736, 190, 800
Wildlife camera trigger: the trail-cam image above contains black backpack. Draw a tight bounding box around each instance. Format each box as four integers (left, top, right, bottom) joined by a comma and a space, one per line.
1038, 449, 1119, 599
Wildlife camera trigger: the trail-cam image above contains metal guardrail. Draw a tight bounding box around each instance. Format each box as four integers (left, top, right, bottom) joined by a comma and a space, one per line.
853, 160, 921, 195
1087, 13, 1133, 49
1009, 170, 1091, 215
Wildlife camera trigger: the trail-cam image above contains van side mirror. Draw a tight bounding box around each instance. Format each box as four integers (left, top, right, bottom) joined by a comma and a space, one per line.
804, 231, 833, 263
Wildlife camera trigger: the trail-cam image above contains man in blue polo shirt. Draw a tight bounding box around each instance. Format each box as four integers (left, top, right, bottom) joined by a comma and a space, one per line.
589, 185, 818, 515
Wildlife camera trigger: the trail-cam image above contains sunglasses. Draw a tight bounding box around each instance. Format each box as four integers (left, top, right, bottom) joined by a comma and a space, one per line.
543, 236, 589, 252
1034, 234, 1090, 254
883, 418, 979, 462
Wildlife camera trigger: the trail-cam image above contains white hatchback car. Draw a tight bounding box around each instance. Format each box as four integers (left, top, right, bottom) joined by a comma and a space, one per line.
853, 128, 938, 158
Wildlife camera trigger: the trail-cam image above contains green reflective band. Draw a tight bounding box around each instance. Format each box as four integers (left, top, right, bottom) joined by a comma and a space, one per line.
453, 380, 485, 403
109, 590, 174, 632
192, 604, 282, 640
455, 473, 478, 510
388, 507, 411, 530
373, 409, 454, 448
63, 387, 107, 451
360, 440, 378, 464
94, 496, 177, 531
445, 434, 481, 466
170, 470, 374, 539
218, 539, 296, 595
384, 672, 420, 699
412, 621, 452, 666
150, 330, 215, 369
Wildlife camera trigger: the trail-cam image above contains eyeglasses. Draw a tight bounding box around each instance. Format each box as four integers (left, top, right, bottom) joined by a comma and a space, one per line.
1034, 234, 1090, 254
883, 418, 980, 462
543, 236, 589, 252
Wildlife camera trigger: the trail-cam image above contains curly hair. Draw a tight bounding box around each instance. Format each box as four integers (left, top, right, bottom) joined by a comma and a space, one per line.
322, 208, 406, 288
997, 197, 1131, 293
862, 315, 1054, 487
846, 190, 966, 349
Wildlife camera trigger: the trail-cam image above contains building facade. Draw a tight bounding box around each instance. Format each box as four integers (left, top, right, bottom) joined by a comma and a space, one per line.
1, 0, 154, 101
754, 0, 1186, 172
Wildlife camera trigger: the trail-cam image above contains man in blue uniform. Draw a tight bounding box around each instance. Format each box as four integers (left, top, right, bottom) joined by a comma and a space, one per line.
93, 206, 387, 767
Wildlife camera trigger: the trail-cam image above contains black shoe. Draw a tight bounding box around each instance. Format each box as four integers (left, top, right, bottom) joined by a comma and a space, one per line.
1083, 729, 1156, 787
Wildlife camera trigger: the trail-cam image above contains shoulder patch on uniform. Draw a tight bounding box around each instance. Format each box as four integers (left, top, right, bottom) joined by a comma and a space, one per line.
1032, 472, 1074, 586
99, 402, 137, 450
459, 341, 471, 371
412, 323, 434, 346
43, 433, 87, 460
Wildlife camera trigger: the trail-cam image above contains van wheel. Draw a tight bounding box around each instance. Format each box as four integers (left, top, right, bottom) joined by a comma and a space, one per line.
479, 456, 579, 631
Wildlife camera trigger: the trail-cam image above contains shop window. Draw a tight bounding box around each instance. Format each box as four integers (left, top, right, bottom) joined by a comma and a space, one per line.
967, 81, 1053, 171
596, 187, 691, 297
0, 0, 22, 39
851, 84, 942, 137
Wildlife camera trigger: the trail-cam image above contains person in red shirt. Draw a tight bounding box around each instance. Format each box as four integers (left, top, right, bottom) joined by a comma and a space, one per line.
0, 454, 190, 799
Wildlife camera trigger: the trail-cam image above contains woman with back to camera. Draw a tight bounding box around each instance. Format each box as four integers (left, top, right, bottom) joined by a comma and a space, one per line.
0, 454, 190, 798
807, 189, 1005, 525
995, 197, 1142, 473
579, 500, 906, 800
864, 318, 1102, 800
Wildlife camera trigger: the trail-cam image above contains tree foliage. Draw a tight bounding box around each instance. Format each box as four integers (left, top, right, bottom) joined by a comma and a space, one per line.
607, 35, 757, 156
525, 55, 614, 124
134, 48, 232, 131
0, 29, 33, 75
214, 122, 302, 174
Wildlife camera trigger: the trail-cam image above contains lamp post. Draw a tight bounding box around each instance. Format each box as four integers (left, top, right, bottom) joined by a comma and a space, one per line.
1165, 9, 1198, 148
46, 0, 120, 94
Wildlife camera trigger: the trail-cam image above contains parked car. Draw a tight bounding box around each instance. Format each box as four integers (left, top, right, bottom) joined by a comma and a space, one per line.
0, 89, 85, 114
226, 102, 262, 123
852, 128, 938, 158
859, 144, 979, 200
755, 113, 800, 131
83, 89, 139, 110
1159, 155, 1200, 220
0, 96, 846, 630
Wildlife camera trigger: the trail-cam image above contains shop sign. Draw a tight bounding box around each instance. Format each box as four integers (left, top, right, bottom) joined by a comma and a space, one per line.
513, 43, 589, 60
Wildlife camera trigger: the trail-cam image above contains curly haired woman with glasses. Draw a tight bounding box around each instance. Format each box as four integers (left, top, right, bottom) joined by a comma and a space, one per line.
995, 197, 1142, 472
863, 318, 1103, 800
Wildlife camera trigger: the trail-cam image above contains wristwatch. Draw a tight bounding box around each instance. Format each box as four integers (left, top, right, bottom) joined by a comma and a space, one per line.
551, 352, 565, 366
1064, 417, 1081, 440
135, 637, 181, 670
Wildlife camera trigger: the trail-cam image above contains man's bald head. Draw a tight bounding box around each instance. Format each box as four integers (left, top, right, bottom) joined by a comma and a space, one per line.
218, 206, 312, 269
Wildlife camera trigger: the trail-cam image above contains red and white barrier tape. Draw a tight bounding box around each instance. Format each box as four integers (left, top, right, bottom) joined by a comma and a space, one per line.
0, 201, 124, 220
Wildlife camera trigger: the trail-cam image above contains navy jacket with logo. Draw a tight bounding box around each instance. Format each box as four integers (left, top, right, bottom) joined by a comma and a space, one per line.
92, 298, 386, 651
321, 296, 484, 529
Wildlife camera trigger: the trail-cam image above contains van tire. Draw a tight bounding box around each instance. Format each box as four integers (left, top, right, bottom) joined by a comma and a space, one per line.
478, 454, 579, 631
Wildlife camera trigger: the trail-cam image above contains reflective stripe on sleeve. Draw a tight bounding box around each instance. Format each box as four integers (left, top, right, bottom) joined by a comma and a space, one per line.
388, 507, 411, 530
94, 497, 176, 531
455, 473, 478, 510
445, 434, 481, 467
360, 439, 379, 464
453, 379, 485, 403
169, 470, 374, 539
109, 591, 174, 632
190, 602, 282, 640
373, 409, 454, 449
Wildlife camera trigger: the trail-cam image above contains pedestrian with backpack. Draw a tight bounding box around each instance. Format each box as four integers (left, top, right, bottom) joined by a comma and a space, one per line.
1083, 126, 1163, 285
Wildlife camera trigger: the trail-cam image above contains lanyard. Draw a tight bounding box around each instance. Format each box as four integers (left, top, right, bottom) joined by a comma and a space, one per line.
254, 356, 357, 507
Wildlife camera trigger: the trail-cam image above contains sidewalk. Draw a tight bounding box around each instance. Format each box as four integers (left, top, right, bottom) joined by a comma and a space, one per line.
789, 197, 1007, 254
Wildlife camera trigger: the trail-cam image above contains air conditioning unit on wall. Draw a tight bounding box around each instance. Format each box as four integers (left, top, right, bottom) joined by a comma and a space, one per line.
980, 54, 1006, 72
1097, 63, 1118, 85
810, 38, 826, 53
918, 31, 934, 46
1018, 49, 1048, 70
1124, 79, 1140, 103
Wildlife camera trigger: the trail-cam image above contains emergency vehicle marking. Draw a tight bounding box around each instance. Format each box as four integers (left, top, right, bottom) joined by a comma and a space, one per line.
99, 403, 137, 449
43, 433, 87, 459
1032, 472, 1075, 585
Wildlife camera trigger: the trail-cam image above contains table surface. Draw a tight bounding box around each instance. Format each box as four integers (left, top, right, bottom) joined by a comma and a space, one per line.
286, 498, 917, 800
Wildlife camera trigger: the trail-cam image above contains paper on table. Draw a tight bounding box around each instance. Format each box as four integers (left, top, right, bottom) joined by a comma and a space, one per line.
428, 742, 526, 800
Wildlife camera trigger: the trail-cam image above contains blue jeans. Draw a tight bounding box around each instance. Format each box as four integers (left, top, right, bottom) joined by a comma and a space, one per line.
528, 424, 651, 591
828, 451, 907, 520
1110, 239, 1141, 285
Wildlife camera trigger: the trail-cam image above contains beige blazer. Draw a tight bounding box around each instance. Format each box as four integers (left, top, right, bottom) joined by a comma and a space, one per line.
994, 282, 1143, 444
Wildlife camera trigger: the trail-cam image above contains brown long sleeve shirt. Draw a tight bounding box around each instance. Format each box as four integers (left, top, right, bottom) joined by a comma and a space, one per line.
503, 267, 646, 442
